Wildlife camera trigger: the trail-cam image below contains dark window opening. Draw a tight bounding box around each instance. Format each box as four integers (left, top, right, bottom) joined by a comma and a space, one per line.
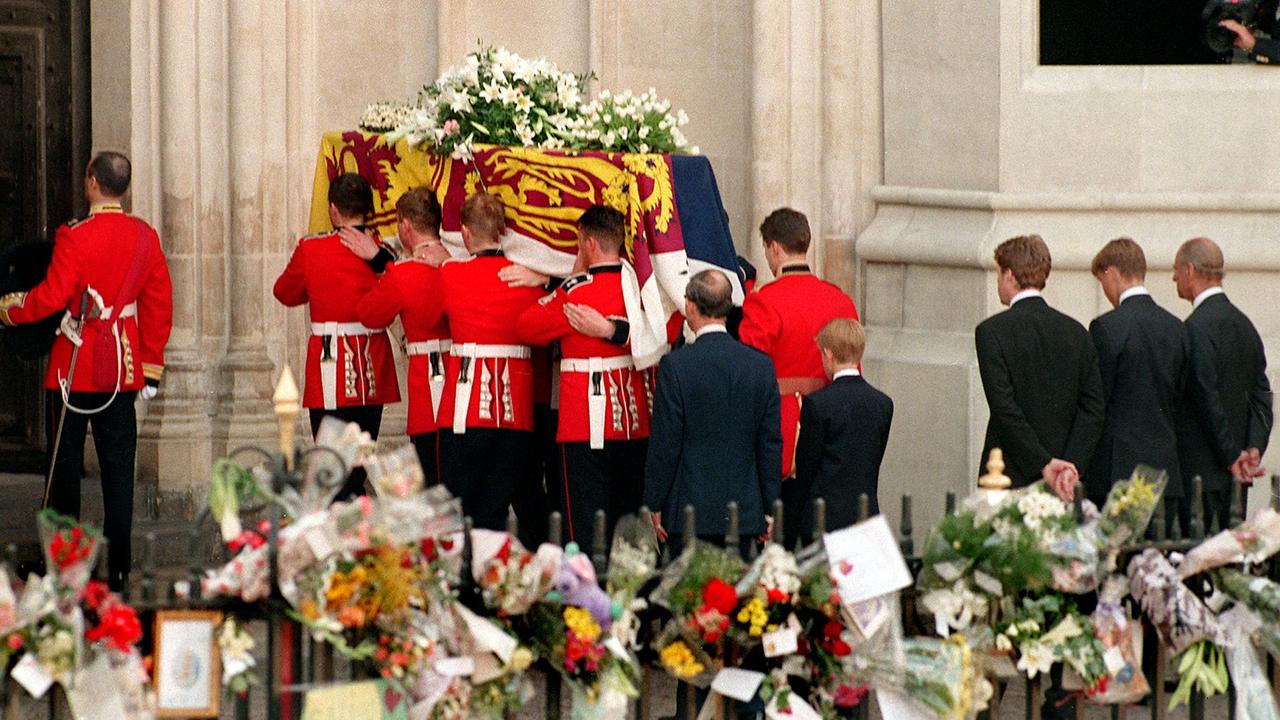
1040, 0, 1276, 64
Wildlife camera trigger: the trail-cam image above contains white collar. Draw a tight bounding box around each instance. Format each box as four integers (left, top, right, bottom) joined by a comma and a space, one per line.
694, 323, 728, 339
1119, 286, 1150, 304
833, 368, 861, 380
1009, 288, 1042, 306
1193, 286, 1225, 310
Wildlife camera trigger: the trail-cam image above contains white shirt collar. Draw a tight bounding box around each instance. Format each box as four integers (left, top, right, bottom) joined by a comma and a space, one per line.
1193, 286, 1225, 310
1009, 288, 1042, 306
833, 368, 861, 380
1119, 286, 1151, 304
694, 323, 728, 339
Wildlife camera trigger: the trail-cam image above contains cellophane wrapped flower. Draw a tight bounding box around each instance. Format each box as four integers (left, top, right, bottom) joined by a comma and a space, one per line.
732, 543, 800, 642
1180, 507, 1280, 579
1087, 575, 1150, 704
847, 635, 991, 720
471, 530, 561, 617
359, 98, 417, 134
1097, 467, 1166, 550
568, 88, 697, 154
37, 509, 100, 592
650, 540, 746, 685
1128, 549, 1221, 654
994, 594, 1109, 691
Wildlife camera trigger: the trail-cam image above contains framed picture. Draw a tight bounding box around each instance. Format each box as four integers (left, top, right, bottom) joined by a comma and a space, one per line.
154, 610, 222, 718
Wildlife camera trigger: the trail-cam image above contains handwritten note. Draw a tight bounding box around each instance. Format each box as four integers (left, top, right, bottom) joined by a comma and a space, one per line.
710, 668, 765, 702
823, 515, 912, 604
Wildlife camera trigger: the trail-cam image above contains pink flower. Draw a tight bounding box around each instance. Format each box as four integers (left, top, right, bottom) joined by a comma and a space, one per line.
443, 119, 460, 136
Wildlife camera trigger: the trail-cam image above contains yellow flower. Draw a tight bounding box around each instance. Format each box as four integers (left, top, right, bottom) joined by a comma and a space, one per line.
563, 607, 602, 643
510, 647, 533, 671
660, 641, 705, 679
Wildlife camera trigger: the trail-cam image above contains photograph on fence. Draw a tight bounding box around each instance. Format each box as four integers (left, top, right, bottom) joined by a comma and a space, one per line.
153, 610, 222, 718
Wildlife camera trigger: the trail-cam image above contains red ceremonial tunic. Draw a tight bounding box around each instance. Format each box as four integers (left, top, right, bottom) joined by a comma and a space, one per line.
517, 264, 652, 444
357, 259, 448, 435
273, 230, 401, 409
4, 205, 173, 392
438, 251, 544, 432
738, 264, 860, 478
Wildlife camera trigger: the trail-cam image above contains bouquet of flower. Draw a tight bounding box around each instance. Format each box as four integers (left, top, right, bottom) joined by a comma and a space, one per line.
37, 509, 101, 592
994, 594, 1109, 692
1180, 508, 1280, 579
470, 530, 561, 617
1096, 467, 1166, 550
1087, 576, 1150, 705
218, 617, 258, 698
566, 88, 696, 155
1128, 549, 1221, 655
1220, 605, 1280, 720
844, 636, 991, 720
731, 543, 801, 645
650, 540, 746, 685
359, 98, 417, 134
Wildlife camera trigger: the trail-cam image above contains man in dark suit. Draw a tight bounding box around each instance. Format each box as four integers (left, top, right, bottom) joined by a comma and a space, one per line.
793, 318, 892, 544
1089, 237, 1189, 532
1173, 237, 1272, 531
976, 235, 1104, 501
644, 269, 782, 558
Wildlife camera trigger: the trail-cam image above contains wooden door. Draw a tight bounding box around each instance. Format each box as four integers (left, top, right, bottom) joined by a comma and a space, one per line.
0, 0, 90, 469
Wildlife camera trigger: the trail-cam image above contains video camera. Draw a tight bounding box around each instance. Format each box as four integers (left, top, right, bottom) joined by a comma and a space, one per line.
1203, 0, 1265, 53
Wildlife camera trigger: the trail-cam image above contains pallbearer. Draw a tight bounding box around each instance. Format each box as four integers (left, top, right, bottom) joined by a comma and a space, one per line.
357, 188, 451, 485
273, 173, 400, 499
437, 193, 545, 532
518, 205, 649, 551
0, 152, 173, 590
738, 208, 859, 537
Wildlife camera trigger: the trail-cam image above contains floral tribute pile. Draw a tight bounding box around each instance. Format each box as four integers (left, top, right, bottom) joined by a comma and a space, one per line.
359, 45, 696, 158
0, 509, 150, 718
916, 464, 1280, 717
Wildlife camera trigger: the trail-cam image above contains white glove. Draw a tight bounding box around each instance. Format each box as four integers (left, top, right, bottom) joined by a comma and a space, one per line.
140, 384, 158, 400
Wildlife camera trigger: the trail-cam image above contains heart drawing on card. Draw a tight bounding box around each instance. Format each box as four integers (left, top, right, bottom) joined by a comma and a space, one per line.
383, 685, 403, 712
838, 560, 854, 576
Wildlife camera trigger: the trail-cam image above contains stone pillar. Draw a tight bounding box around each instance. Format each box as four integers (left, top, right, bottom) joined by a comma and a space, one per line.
211, 0, 284, 455
135, 0, 229, 511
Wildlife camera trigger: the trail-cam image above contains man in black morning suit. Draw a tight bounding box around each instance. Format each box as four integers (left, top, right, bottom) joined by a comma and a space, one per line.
976, 235, 1104, 501
793, 318, 892, 545
1088, 237, 1189, 533
643, 269, 782, 559
1173, 237, 1272, 532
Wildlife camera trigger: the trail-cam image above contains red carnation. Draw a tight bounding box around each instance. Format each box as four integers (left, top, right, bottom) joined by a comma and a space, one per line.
420, 537, 437, 561
701, 579, 737, 615
766, 588, 790, 605
81, 580, 111, 611
833, 683, 868, 708
86, 604, 142, 652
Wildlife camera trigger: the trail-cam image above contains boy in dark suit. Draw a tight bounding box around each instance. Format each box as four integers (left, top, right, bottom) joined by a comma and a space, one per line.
1089, 237, 1189, 533
975, 235, 1104, 501
792, 318, 892, 545
1173, 237, 1272, 531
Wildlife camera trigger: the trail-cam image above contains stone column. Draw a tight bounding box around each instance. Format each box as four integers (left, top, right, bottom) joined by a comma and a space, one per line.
134, 0, 228, 511
211, 0, 283, 455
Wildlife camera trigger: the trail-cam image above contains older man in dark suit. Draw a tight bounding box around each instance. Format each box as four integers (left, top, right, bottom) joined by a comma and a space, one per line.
976, 235, 1105, 501
644, 269, 782, 558
1173, 237, 1273, 531
1089, 237, 1189, 533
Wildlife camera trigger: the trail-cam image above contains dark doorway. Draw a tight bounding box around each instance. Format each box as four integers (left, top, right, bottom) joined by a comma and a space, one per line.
1040, 0, 1254, 64
0, 0, 91, 471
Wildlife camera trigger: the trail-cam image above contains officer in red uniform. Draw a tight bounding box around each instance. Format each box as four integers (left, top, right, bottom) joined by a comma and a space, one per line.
738, 208, 859, 542
438, 193, 545, 532
0, 152, 173, 589
273, 173, 400, 499
356, 188, 450, 485
517, 205, 648, 552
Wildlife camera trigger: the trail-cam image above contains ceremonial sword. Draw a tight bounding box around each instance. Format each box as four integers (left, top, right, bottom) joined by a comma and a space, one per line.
43, 291, 92, 508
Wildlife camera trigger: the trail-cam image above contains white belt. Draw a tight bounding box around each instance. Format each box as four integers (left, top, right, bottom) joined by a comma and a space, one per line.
408, 339, 451, 422
450, 343, 526, 433
311, 321, 376, 336
560, 356, 634, 373
406, 339, 452, 356
98, 302, 137, 321
449, 343, 530, 360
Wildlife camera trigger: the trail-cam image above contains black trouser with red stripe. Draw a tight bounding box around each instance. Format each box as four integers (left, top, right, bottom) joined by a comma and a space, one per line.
558, 439, 647, 555
45, 390, 137, 590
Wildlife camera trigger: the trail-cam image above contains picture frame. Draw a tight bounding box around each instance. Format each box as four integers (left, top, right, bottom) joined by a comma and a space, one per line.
153, 610, 222, 718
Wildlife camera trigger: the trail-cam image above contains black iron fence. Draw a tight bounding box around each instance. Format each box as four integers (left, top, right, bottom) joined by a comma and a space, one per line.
0, 456, 1270, 720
